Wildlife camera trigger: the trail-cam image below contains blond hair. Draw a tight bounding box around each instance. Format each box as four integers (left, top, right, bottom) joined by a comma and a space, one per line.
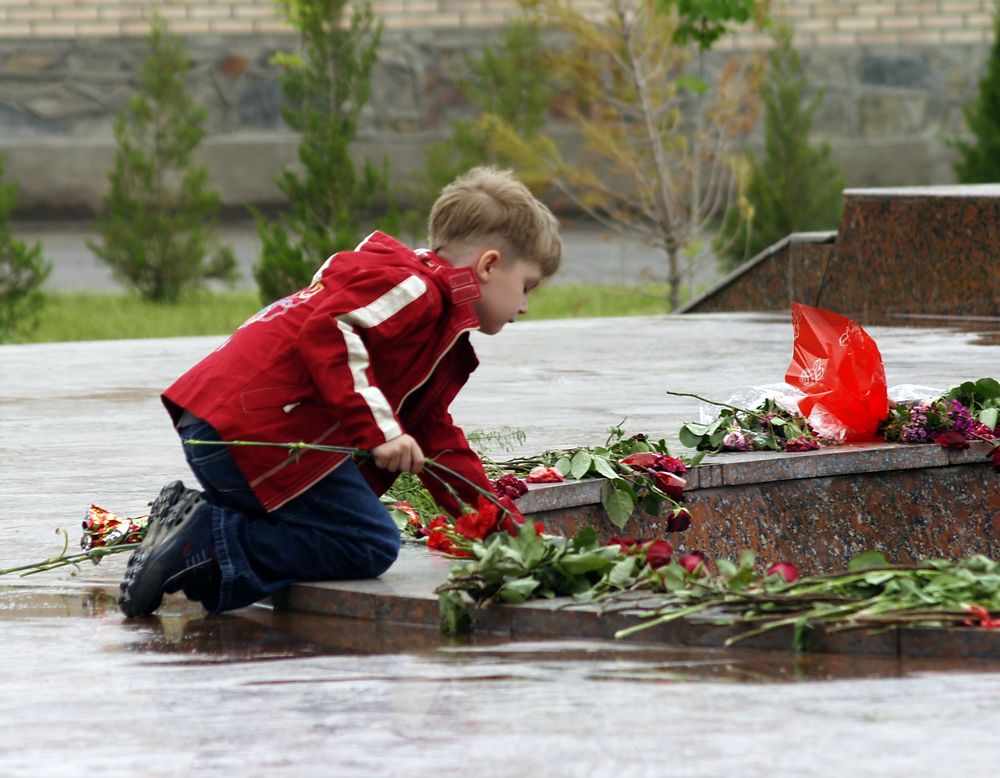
428, 167, 562, 277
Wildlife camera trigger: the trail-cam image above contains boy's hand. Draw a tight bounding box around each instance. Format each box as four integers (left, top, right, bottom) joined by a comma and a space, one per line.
372, 434, 425, 474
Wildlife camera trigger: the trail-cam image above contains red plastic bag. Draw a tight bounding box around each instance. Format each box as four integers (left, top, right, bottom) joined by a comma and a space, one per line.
784, 302, 888, 442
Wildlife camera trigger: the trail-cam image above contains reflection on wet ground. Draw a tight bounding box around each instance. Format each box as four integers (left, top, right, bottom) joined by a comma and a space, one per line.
4, 587, 1000, 778
5, 587, 999, 684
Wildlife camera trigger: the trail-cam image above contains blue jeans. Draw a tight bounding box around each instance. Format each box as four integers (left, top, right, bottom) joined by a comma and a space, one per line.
178, 419, 400, 613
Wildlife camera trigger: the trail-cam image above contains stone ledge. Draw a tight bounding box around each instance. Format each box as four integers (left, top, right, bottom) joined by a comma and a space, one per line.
517, 441, 993, 509
277, 545, 1000, 659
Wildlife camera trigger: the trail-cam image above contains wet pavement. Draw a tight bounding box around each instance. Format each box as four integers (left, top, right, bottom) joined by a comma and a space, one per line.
3, 300, 1000, 774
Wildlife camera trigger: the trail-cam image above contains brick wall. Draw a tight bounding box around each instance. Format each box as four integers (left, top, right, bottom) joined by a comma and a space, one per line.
0, 0, 994, 46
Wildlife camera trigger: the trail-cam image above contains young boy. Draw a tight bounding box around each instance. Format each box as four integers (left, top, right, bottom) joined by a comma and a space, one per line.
119, 167, 562, 617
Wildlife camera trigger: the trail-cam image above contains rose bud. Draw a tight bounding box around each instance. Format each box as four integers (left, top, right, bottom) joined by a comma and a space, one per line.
609, 535, 639, 549
666, 507, 692, 532
679, 551, 707, 575
766, 561, 800, 582
644, 539, 673, 569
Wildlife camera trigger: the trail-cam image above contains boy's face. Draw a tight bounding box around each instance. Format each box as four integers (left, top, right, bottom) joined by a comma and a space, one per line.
472, 253, 544, 335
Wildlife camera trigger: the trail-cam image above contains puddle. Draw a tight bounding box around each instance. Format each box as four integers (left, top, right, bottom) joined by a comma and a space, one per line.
3, 587, 1000, 777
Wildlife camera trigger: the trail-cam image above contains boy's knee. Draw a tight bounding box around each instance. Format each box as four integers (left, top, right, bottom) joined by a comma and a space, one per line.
367, 530, 400, 578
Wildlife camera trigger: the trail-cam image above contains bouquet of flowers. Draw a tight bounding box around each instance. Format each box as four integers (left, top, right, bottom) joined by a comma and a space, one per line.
879, 377, 999, 449
675, 391, 824, 453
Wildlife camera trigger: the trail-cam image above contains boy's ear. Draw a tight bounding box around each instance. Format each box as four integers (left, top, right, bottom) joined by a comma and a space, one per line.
473, 249, 501, 282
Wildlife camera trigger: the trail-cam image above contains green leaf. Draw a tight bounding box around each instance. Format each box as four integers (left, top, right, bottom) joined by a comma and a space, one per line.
601, 481, 635, 529
686, 450, 707, 467
570, 449, 593, 479
716, 559, 737, 578
975, 377, 1000, 399
591, 455, 619, 479
571, 527, 600, 551
498, 577, 541, 603
439, 590, 471, 634
847, 550, 890, 571
979, 407, 998, 429
559, 549, 618, 575
608, 556, 639, 588
678, 424, 706, 449
554, 455, 572, 476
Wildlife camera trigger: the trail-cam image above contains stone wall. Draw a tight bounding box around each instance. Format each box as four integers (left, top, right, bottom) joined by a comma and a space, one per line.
0, 0, 996, 213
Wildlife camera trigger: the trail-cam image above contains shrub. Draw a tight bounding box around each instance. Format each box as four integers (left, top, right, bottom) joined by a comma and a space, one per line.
87, 16, 235, 303
254, 0, 396, 302
418, 13, 553, 207
0, 156, 51, 342
954, 0, 1000, 182
720, 23, 844, 270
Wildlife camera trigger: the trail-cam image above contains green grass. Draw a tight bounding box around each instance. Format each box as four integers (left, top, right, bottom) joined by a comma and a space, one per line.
26, 290, 263, 344
14, 284, 672, 344
524, 283, 670, 320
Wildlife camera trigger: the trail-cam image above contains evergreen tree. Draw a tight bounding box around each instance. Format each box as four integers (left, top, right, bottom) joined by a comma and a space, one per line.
954, 0, 1000, 182
255, 0, 395, 302
0, 156, 51, 342
721, 23, 843, 270
420, 15, 552, 202
87, 16, 235, 302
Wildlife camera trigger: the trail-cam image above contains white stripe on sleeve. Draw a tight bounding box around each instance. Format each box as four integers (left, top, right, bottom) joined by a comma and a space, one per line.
335, 274, 428, 440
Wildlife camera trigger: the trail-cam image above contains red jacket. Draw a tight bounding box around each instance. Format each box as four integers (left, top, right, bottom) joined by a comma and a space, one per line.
162, 231, 493, 515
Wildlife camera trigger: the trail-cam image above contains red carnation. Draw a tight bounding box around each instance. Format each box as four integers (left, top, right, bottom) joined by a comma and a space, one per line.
525, 465, 565, 483
679, 551, 707, 575
666, 507, 692, 533
934, 430, 970, 450
644, 539, 673, 569
496, 494, 527, 536
766, 561, 800, 582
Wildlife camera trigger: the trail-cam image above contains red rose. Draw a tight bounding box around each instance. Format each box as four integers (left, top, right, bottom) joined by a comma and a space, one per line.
679, 551, 707, 575
652, 471, 686, 501
609, 535, 639, 549
934, 430, 970, 450
666, 507, 692, 533
644, 539, 673, 569
620, 452, 659, 469
493, 474, 528, 499
987, 444, 1000, 472
766, 561, 800, 582
525, 465, 565, 483
653, 455, 688, 475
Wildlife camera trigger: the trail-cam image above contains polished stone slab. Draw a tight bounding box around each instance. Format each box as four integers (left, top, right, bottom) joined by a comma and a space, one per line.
681, 186, 1000, 320
277, 544, 1000, 660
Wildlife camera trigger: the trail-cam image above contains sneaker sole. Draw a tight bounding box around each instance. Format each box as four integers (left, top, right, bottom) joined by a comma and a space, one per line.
119, 489, 204, 617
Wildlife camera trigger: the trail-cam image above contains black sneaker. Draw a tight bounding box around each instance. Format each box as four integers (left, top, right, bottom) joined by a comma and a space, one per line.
119, 488, 215, 618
